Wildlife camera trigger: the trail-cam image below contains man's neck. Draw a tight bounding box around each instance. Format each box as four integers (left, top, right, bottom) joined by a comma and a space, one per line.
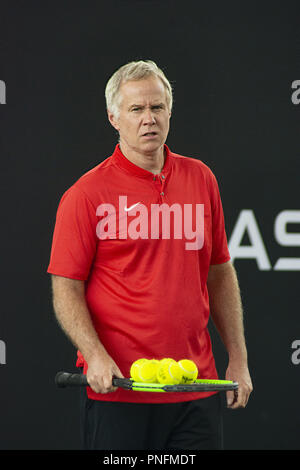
119, 142, 165, 175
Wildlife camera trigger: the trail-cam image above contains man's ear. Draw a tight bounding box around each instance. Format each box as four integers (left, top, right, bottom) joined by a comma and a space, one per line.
107, 110, 120, 132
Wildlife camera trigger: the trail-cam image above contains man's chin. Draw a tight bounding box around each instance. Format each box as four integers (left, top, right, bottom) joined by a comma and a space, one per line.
139, 140, 164, 154
120, 138, 166, 156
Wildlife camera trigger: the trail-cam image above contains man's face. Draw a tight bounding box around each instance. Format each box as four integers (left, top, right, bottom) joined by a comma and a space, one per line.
108, 76, 171, 155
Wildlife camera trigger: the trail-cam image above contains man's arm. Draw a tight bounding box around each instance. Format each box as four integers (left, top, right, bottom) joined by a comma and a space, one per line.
207, 260, 253, 409
51, 274, 124, 393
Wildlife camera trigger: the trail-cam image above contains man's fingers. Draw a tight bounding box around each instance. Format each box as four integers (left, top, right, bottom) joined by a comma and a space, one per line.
87, 372, 117, 394
227, 386, 250, 409
113, 365, 125, 379
103, 374, 118, 393
226, 390, 237, 407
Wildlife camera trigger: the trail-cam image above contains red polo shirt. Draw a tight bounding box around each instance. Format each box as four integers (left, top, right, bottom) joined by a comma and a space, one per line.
47, 144, 230, 403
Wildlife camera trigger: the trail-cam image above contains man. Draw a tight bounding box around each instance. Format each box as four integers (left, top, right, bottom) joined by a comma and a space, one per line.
48, 60, 252, 450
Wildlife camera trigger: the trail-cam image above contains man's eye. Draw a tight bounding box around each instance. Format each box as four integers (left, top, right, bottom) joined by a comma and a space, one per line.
132, 108, 141, 112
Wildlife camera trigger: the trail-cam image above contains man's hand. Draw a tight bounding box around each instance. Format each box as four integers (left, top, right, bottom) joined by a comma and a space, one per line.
86, 352, 124, 394
225, 360, 253, 409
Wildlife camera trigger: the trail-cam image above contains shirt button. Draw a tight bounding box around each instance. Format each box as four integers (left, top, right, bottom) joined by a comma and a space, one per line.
161, 175, 165, 179
160, 192, 164, 196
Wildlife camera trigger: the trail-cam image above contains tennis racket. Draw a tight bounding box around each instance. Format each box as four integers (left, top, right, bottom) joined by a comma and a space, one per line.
55, 371, 238, 393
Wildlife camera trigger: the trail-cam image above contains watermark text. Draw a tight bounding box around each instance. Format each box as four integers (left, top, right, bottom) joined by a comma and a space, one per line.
291, 80, 300, 105
0, 340, 6, 364
96, 197, 204, 251
291, 340, 300, 365
0, 80, 6, 104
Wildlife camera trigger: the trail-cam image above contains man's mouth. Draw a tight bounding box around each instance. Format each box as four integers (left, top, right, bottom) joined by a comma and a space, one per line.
142, 132, 158, 137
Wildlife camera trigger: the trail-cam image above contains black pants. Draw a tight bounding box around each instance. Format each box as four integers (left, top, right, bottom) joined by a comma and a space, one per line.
79, 386, 223, 450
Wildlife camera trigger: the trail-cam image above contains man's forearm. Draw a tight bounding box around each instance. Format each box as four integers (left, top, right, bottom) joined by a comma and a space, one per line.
51, 275, 107, 363
51, 275, 124, 394
207, 261, 253, 408
207, 261, 247, 362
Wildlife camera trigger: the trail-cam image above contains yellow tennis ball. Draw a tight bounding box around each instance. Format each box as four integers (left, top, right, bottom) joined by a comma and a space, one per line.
178, 359, 198, 384
157, 358, 176, 371
157, 359, 183, 385
130, 359, 147, 382
159, 358, 174, 364
138, 359, 160, 383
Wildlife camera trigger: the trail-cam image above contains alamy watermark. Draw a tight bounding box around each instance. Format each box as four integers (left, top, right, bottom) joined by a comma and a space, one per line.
291, 80, 300, 105
0, 80, 6, 104
291, 340, 300, 365
0, 340, 6, 364
0, 81, 6, 363
96, 197, 205, 250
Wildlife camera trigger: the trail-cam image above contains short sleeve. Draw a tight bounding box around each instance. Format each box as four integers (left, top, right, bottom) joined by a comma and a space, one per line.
208, 172, 231, 265
47, 185, 98, 280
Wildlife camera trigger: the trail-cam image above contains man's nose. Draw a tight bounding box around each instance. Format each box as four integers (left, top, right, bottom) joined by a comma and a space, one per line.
142, 109, 156, 125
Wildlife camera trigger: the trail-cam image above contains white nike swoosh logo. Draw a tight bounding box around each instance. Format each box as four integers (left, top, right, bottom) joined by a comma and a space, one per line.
124, 202, 140, 212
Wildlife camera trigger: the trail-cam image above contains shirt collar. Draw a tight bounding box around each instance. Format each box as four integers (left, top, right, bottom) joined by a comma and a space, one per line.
112, 143, 172, 179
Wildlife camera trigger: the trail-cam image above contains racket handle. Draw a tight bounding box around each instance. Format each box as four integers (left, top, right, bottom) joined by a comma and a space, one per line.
55, 372, 129, 389
55, 371, 88, 387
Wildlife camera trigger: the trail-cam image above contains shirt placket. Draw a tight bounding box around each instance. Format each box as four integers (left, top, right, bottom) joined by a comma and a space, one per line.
152, 173, 166, 203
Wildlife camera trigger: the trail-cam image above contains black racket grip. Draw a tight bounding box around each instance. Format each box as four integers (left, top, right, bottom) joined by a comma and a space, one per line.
55, 371, 88, 388
55, 372, 131, 389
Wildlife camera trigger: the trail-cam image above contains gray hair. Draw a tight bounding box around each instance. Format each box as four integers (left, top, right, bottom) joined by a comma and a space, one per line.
105, 60, 173, 119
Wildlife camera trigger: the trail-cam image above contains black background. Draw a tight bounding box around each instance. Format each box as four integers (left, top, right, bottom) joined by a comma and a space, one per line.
0, 1, 299, 450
